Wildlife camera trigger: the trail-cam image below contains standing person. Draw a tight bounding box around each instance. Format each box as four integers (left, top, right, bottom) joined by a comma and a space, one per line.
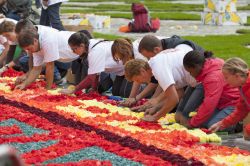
60, 32, 129, 97
15, 23, 79, 90
40, 0, 67, 31
209, 57, 250, 140
124, 44, 197, 122
177, 51, 240, 129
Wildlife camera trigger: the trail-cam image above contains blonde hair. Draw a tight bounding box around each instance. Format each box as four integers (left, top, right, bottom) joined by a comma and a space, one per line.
223, 57, 249, 77
125, 59, 150, 81
111, 38, 133, 64
0, 21, 15, 34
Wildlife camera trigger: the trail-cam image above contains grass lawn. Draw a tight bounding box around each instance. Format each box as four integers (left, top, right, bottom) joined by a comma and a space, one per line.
62, 2, 203, 12
62, 1, 202, 20
61, 8, 200, 20
185, 34, 250, 64
68, 0, 174, 2
93, 32, 250, 65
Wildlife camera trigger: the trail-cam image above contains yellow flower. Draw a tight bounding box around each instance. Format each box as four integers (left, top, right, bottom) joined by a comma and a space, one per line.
212, 154, 250, 166
189, 112, 197, 117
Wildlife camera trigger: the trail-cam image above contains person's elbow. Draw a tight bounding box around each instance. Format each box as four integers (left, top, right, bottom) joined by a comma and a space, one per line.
165, 85, 179, 106
170, 93, 179, 108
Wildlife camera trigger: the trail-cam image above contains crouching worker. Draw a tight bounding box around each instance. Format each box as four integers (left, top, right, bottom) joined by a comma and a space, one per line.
15, 23, 79, 90
209, 58, 250, 140
60, 32, 130, 97
124, 44, 197, 122
177, 51, 240, 130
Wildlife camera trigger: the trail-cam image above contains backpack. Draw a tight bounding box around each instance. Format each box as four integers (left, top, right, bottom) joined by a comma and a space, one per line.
129, 3, 160, 33
161, 35, 204, 52
6, 0, 32, 18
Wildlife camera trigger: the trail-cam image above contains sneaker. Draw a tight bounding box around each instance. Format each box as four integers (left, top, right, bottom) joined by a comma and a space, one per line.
54, 78, 63, 85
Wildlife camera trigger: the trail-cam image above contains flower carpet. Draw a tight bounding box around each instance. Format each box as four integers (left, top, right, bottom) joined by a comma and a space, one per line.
0, 69, 250, 165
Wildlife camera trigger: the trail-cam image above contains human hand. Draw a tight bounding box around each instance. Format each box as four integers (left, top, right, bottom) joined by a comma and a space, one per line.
15, 75, 26, 85
178, 113, 191, 128
131, 104, 152, 112
141, 114, 159, 122
119, 98, 137, 107
209, 121, 223, 133
144, 106, 159, 116
144, 98, 158, 108
14, 82, 26, 90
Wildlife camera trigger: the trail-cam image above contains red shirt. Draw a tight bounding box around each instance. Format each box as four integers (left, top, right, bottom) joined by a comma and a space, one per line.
189, 58, 240, 127
222, 72, 250, 130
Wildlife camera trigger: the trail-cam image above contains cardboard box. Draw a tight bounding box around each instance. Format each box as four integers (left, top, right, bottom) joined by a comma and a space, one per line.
201, 12, 216, 25
215, 12, 246, 25
62, 13, 111, 29
201, 11, 247, 25
204, 0, 237, 13
85, 14, 111, 29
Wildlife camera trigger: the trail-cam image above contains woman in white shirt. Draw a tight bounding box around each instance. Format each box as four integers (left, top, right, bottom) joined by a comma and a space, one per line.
60, 32, 131, 97
111, 38, 158, 107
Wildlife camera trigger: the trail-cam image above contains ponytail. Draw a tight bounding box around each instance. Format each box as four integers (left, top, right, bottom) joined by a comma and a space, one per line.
183, 50, 213, 68
204, 51, 213, 59
223, 57, 248, 77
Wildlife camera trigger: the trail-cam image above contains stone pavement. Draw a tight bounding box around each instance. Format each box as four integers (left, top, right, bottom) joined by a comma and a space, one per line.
221, 133, 250, 151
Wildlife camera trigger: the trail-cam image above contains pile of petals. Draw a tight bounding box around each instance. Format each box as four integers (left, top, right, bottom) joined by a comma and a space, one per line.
1, 68, 24, 77
0, 70, 250, 165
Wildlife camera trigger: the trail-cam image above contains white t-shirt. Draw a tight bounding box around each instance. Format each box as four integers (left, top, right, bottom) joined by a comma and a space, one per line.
148, 44, 196, 91
41, 0, 68, 9
0, 18, 17, 46
33, 25, 79, 66
0, 36, 7, 45
87, 39, 124, 76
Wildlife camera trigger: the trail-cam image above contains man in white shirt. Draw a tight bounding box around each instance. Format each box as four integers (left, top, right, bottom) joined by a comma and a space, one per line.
40, 0, 67, 30
15, 24, 79, 90
125, 44, 196, 122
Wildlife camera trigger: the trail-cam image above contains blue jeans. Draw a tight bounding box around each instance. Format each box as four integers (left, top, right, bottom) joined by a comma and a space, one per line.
40, 2, 65, 31
176, 84, 204, 117
18, 56, 70, 80
203, 106, 235, 130
54, 61, 71, 80
19, 55, 29, 72
35, 0, 41, 8
6, 11, 21, 21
